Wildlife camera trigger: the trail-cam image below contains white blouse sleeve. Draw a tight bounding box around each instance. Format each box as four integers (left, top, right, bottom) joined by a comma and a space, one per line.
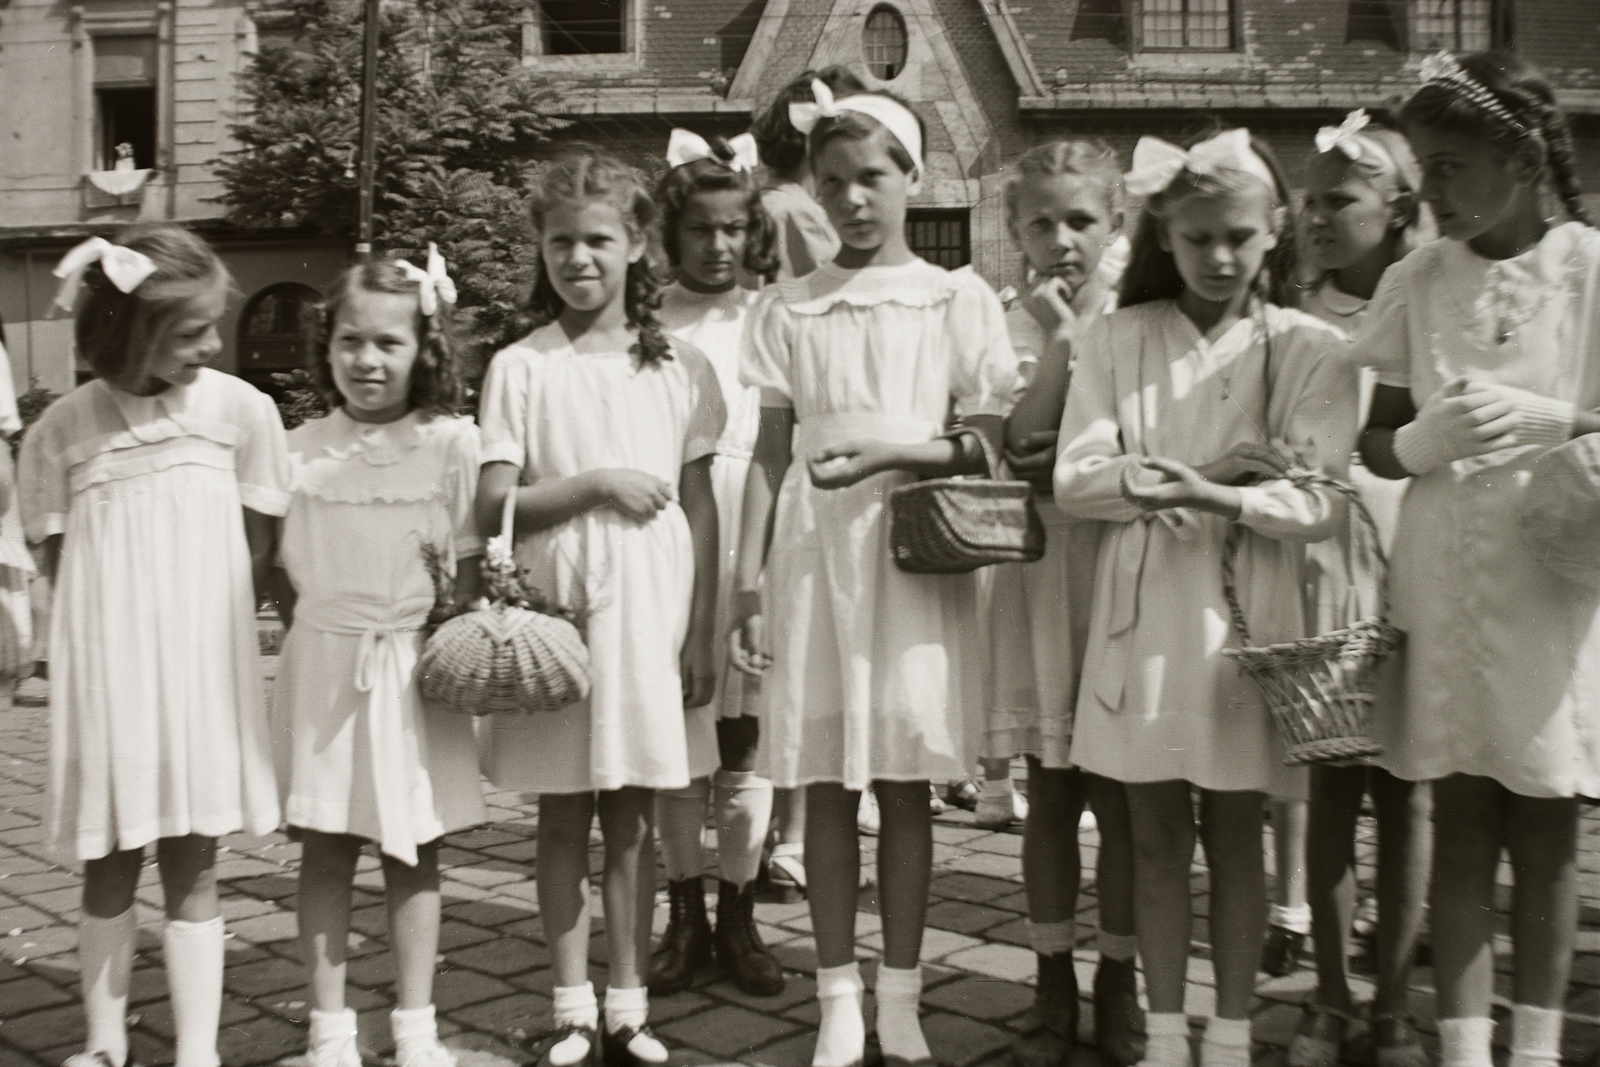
236, 388, 292, 517
740, 289, 795, 409
1349, 265, 1412, 390
678, 342, 728, 465
446, 418, 485, 560
948, 273, 1018, 418
1053, 317, 1143, 522
478, 347, 530, 469
19, 403, 66, 543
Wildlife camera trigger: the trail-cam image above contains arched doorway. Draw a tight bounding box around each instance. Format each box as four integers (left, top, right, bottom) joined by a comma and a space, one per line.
237, 282, 321, 397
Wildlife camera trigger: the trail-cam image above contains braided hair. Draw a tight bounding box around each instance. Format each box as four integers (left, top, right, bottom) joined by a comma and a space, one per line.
656, 136, 779, 282
524, 144, 673, 366
1402, 50, 1592, 226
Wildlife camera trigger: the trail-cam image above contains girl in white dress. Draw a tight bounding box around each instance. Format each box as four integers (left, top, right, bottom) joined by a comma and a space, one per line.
1290, 112, 1435, 1067
1054, 130, 1356, 1067
1353, 51, 1600, 1067
477, 146, 725, 1067
270, 252, 486, 1067
990, 139, 1143, 1067
20, 226, 288, 1067
729, 86, 1017, 1067
648, 129, 786, 999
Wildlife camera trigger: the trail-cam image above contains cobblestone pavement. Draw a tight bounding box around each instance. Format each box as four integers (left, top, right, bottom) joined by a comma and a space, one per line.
6, 647, 1600, 1067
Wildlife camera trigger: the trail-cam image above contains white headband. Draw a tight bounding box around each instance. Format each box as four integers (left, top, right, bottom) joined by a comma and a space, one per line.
1124, 128, 1277, 199
395, 243, 457, 317
789, 80, 924, 172
667, 128, 759, 173
51, 236, 158, 312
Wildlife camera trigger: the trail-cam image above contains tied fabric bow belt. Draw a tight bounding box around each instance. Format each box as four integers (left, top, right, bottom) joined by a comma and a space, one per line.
301, 604, 431, 865
1094, 505, 1200, 713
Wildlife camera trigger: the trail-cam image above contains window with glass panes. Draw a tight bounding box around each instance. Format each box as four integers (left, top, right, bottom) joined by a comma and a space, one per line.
1140, 0, 1232, 50
862, 6, 908, 81
906, 210, 969, 270
539, 0, 625, 54
1413, 0, 1504, 52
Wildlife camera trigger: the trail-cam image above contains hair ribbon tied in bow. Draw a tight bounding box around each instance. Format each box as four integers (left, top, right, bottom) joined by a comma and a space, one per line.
787, 79, 924, 172
1123, 128, 1277, 199
51, 236, 159, 312
667, 128, 759, 172
397, 243, 457, 317
1316, 109, 1373, 160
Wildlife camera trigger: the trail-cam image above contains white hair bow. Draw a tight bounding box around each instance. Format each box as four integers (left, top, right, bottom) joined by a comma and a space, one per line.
1316, 109, 1372, 160
787, 79, 840, 136
667, 128, 759, 172
397, 243, 457, 317
51, 236, 159, 312
1123, 128, 1277, 199
788, 79, 924, 171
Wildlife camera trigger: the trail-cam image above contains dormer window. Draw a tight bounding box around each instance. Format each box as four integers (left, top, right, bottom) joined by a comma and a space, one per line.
862, 5, 907, 81
540, 0, 625, 54
1139, 0, 1233, 51
1414, 0, 1511, 52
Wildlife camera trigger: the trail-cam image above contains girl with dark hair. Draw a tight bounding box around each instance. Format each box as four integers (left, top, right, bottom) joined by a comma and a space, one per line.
1054, 129, 1357, 1067
22, 225, 289, 1067
647, 129, 785, 999
1355, 50, 1600, 1067
476, 145, 726, 1067
269, 248, 486, 1067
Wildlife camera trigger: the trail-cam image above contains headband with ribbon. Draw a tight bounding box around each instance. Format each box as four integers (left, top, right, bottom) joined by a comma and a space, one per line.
788, 80, 924, 172
396, 243, 457, 317
667, 128, 759, 173
1123, 128, 1278, 199
1315, 109, 1374, 160
1416, 51, 1529, 138
51, 236, 159, 312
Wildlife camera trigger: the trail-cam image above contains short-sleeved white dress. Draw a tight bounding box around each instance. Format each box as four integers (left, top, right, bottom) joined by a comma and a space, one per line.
19, 370, 289, 861
1351, 222, 1600, 798
271, 410, 487, 864
760, 183, 839, 282
478, 325, 727, 795
1056, 303, 1357, 792
741, 259, 1018, 790
659, 283, 763, 758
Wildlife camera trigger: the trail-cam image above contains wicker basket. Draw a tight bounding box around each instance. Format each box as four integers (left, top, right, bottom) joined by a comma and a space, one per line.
888, 428, 1045, 574
1221, 474, 1402, 765
416, 491, 591, 715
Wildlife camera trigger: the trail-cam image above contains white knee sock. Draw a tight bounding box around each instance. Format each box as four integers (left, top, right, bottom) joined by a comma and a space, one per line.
1097, 928, 1138, 963
604, 986, 666, 1064
714, 769, 773, 888
1510, 1006, 1563, 1067
80, 908, 137, 1067
1026, 920, 1075, 958
548, 983, 598, 1067
814, 962, 865, 1067
1200, 1017, 1250, 1067
874, 964, 931, 1064
1141, 1013, 1192, 1067
1268, 903, 1312, 936
164, 917, 224, 1067
1439, 1017, 1495, 1067
656, 778, 710, 883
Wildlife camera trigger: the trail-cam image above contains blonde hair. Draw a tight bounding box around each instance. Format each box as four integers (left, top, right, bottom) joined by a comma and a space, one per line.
1308, 122, 1437, 261
1003, 139, 1124, 220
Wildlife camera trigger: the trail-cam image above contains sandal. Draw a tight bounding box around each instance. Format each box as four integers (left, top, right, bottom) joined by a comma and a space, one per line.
1286, 1005, 1352, 1067
1373, 1014, 1428, 1067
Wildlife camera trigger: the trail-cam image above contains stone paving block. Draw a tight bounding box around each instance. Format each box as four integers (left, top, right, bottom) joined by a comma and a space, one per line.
925, 901, 1018, 938
1251, 999, 1303, 1047
647, 989, 718, 1025
943, 853, 1027, 881
859, 927, 983, 963
446, 901, 537, 930
2, 924, 76, 963
224, 955, 309, 999
0, 974, 74, 1015
448, 936, 547, 978
922, 975, 1034, 1021
446, 991, 552, 1042
0, 872, 78, 897
0, 902, 56, 934
219, 894, 281, 923
226, 909, 302, 946
15, 887, 80, 921
0, 1004, 85, 1053
921, 1009, 1014, 1067
741, 1030, 814, 1067
225, 874, 299, 902
435, 970, 521, 1013
941, 943, 1038, 984
963, 834, 1024, 858
216, 1008, 307, 1066
657, 1004, 800, 1060
930, 874, 1016, 904
700, 972, 817, 1015
0, 1045, 47, 1067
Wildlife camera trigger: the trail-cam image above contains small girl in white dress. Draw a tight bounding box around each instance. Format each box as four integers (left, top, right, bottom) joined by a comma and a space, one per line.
1054, 130, 1356, 1067
270, 251, 486, 1067
477, 146, 725, 1067
648, 129, 786, 999
1354, 51, 1600, 1067
729, 86, 1017, 1067
21, 226, 288, 1067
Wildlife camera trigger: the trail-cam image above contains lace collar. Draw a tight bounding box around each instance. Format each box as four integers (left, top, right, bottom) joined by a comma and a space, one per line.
779, 258, 966, 315
312, 408, 425, 467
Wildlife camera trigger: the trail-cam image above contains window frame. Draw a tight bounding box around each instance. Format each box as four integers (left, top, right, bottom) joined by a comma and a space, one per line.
237, 282, 323, 383
906, 208, 971, 271
861, 4, 909, 83
1132, 0, 1238, 53
71, 5, 173, 190
520, 0, 643, 71
1410, 0, 1512, 54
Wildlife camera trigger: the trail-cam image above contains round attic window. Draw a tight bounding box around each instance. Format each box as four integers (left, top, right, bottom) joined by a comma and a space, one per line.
862, 5, 908, 81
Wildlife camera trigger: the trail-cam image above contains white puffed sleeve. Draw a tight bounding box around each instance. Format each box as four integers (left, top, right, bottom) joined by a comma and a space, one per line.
236, 388, 292, 517
947, 272, 1018, 418
1349, 264, 1412, 391
678, 341, 728, 466
478, 346, 531, 469
18, 401, 67, 544
1053, 316, 1143, 522
740, 288, 795, 409
445, 417, 485, 560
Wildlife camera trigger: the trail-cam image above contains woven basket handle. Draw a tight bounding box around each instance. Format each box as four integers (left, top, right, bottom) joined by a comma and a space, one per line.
944, 426, 1004, 480
1220, 472, 1392, 647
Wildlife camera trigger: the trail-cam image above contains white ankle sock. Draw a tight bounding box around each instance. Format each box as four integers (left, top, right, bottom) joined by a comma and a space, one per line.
1200, 1017, 1250, 1067
80, 908, 136, 1067
814, 962, 865, 1067
310, 1008, 358, 1049
1141, 1013, 1192, 1067
874, 964, 931, 1064
1440, 1017, 1495, 1067
164, 917, 224, 1067
392, 1005, 441, 1060
549, 983, 598, 1067
714, 769, 773, 888
604, 986, 666, 1064
1268, 903, 1312, 936
1026, 920, 1075, 958
1097, 928, 1138, 963
1510, 1006, 1564, 1067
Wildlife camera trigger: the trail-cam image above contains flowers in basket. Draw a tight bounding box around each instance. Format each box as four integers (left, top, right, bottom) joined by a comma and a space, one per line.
416, 525, 591, 716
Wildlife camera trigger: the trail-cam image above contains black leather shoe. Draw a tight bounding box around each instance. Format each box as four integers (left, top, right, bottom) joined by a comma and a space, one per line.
601, 1025, 668, 1067
1261, 924, 1307, 977
1093, 955, 1147, 1067
536, 1023, 599, 1067
714, 878, 785, 995
647, 876, 713, 996
1011, 951, 1077, 1067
